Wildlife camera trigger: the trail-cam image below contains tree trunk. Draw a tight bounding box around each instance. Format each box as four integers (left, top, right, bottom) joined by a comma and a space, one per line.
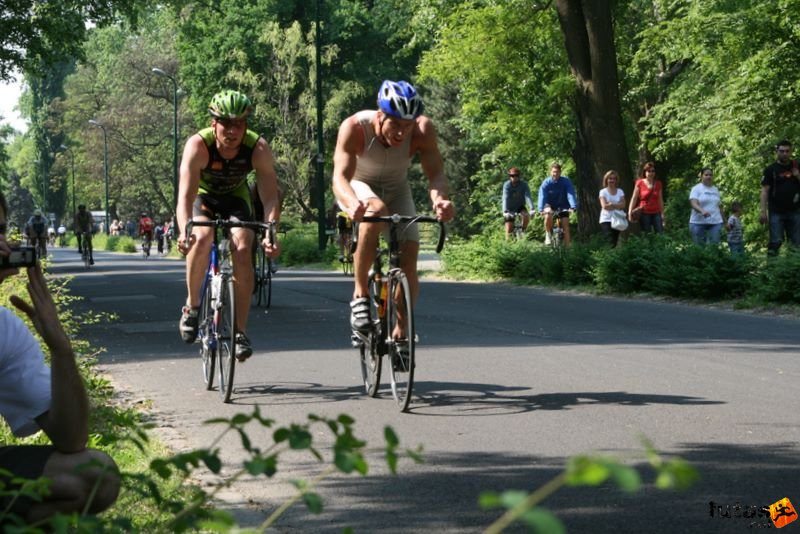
554, 0, 632, 235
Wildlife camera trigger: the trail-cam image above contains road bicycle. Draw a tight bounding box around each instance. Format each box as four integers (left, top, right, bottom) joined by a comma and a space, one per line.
540, 208, 572, 248
252, 228, 275, 309
505, 211, 532, 240
340, 225, 355, 276
352, 213, 445, 412
141, 234, 152, 259
187, 217, 275, 403
80, 231, 93, 269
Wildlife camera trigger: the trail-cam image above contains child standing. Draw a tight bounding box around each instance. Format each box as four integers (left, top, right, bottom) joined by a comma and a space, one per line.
726, 201, 744, 255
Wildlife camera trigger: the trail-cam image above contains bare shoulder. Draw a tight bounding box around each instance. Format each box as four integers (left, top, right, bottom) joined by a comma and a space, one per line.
183, 133, 209, 168
335, 113, 365, 155
412, 115, 439, 151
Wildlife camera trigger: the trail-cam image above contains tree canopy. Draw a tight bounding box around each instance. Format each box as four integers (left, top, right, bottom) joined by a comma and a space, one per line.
1, 0, 798, 246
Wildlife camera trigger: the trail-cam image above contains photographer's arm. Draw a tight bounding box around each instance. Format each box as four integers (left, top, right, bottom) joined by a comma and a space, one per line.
11, 265, 89, 453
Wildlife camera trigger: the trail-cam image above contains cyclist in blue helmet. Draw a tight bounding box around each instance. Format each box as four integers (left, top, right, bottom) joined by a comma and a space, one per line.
332, 79, 455, 337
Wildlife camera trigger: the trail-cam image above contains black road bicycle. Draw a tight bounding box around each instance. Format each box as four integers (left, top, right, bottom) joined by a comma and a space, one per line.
352, 214, 445, 412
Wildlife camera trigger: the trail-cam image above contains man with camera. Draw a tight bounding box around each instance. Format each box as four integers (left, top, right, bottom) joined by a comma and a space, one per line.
0, 192, 120, 524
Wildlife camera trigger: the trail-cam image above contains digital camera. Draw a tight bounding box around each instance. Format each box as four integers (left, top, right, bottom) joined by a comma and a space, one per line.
0, 246, 38, 268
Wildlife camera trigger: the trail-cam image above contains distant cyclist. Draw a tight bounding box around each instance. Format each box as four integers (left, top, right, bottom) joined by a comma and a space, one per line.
138, 212, 154, 256
73, 205, 95, 265
176, 89, 281, 361
57, 223, 67, 247
25, 209, 49, 256
537, 162, 578, 246
336, 206, 353, 261
502, 166, 534, 238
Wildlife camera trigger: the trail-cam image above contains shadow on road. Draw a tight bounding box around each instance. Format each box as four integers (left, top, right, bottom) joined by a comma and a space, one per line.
222, 440, 798, 533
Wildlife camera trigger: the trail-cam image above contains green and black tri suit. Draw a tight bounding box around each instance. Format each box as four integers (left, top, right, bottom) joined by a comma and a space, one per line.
194, 127, 261, 220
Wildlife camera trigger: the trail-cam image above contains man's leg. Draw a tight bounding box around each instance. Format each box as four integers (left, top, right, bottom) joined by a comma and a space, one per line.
180, 225, 213, 343
231, 228, 255, 333
787, 212, 800, 248
87, 234, 94, 264
768, 212, 783, 256
76, 233, 83, 253
350, 200, 384, 333
544, 212, 553, 244
521, 210, 530, 231
561, 215, 572, 247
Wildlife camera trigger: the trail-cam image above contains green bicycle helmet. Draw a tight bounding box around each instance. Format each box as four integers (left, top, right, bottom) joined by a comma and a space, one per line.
208, 90, 253, 120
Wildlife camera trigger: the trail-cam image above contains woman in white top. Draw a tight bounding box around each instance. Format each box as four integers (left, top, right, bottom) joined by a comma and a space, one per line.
688, 167, 724, 245
598, 170, 626, 247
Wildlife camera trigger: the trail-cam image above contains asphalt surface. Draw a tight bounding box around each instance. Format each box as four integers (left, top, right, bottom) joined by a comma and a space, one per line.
47, 245, 800, 533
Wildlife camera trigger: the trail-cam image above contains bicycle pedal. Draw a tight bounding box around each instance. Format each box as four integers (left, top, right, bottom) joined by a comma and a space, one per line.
351, 332, 367, 347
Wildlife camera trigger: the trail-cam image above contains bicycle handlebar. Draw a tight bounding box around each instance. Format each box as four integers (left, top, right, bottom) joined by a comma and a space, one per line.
360, 214, 447, 254
185, 219, 277, 245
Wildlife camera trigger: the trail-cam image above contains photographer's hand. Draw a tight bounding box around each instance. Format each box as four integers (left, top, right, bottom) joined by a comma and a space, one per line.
9, 265, 71, 352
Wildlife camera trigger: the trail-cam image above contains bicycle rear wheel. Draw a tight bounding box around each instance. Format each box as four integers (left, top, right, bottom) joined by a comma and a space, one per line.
359, 273, 383, 397
199, 278, 216, 390
388, 272, 415, 411
217, 276, 237, 403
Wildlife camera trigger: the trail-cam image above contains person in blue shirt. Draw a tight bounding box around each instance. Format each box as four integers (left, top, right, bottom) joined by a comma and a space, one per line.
502, 167, 534, 238
537, 162, 578, 246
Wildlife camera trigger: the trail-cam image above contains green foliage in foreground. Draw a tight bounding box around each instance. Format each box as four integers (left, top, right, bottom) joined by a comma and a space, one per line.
481, 437, 700, 534
442, 232, 800, 307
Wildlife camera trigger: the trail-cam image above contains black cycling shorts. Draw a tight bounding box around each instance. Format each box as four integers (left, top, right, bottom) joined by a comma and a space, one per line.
193, 186, 254, 222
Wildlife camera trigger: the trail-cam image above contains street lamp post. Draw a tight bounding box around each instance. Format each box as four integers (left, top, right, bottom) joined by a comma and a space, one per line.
151, 67, 179, 215
88, 120, 110, 234
59, 144, 76, 217
314, 0, 326, 251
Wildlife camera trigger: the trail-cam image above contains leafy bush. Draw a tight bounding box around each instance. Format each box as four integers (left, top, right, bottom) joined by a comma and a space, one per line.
748, 250, 800, 304
280, 231, 326, 265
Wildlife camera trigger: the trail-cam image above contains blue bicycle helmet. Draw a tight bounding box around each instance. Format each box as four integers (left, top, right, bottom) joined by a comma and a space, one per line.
377, 80, 424, 120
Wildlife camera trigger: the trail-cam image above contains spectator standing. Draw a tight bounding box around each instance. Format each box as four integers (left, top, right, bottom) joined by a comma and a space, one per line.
628, 161, 665, 233
0, 192, 120, 524
598, 170, 626, 247
726, 201, 745, 256
760, 139, 800, 255
688, 167, 724, 245
502, 166, 534, 239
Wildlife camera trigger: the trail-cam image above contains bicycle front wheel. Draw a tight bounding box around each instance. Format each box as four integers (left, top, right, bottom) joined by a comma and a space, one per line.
199, 278, 216, 390
217, 276, 237, 403
388, 272, 415, 411
253, 247, 266, 307
264, 264, 273, 308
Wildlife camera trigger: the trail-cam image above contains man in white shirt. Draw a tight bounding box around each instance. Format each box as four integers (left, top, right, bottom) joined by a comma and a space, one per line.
0, 192, 120, 524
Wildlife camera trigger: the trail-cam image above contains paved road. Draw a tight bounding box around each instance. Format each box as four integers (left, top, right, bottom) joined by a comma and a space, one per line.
48, 246, 800, 533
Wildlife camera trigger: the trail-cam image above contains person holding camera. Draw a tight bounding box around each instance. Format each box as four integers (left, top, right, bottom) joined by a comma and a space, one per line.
0, 192, 120, 524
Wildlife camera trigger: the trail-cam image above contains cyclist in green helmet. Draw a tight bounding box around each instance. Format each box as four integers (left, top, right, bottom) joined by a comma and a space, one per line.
176, 89, 281, 361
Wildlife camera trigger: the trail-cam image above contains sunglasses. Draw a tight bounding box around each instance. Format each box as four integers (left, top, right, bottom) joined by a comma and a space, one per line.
508, 174, 520, 177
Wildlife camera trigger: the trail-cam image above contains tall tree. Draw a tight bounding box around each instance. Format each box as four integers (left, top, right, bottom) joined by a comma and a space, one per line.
554, 0, 632, 232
